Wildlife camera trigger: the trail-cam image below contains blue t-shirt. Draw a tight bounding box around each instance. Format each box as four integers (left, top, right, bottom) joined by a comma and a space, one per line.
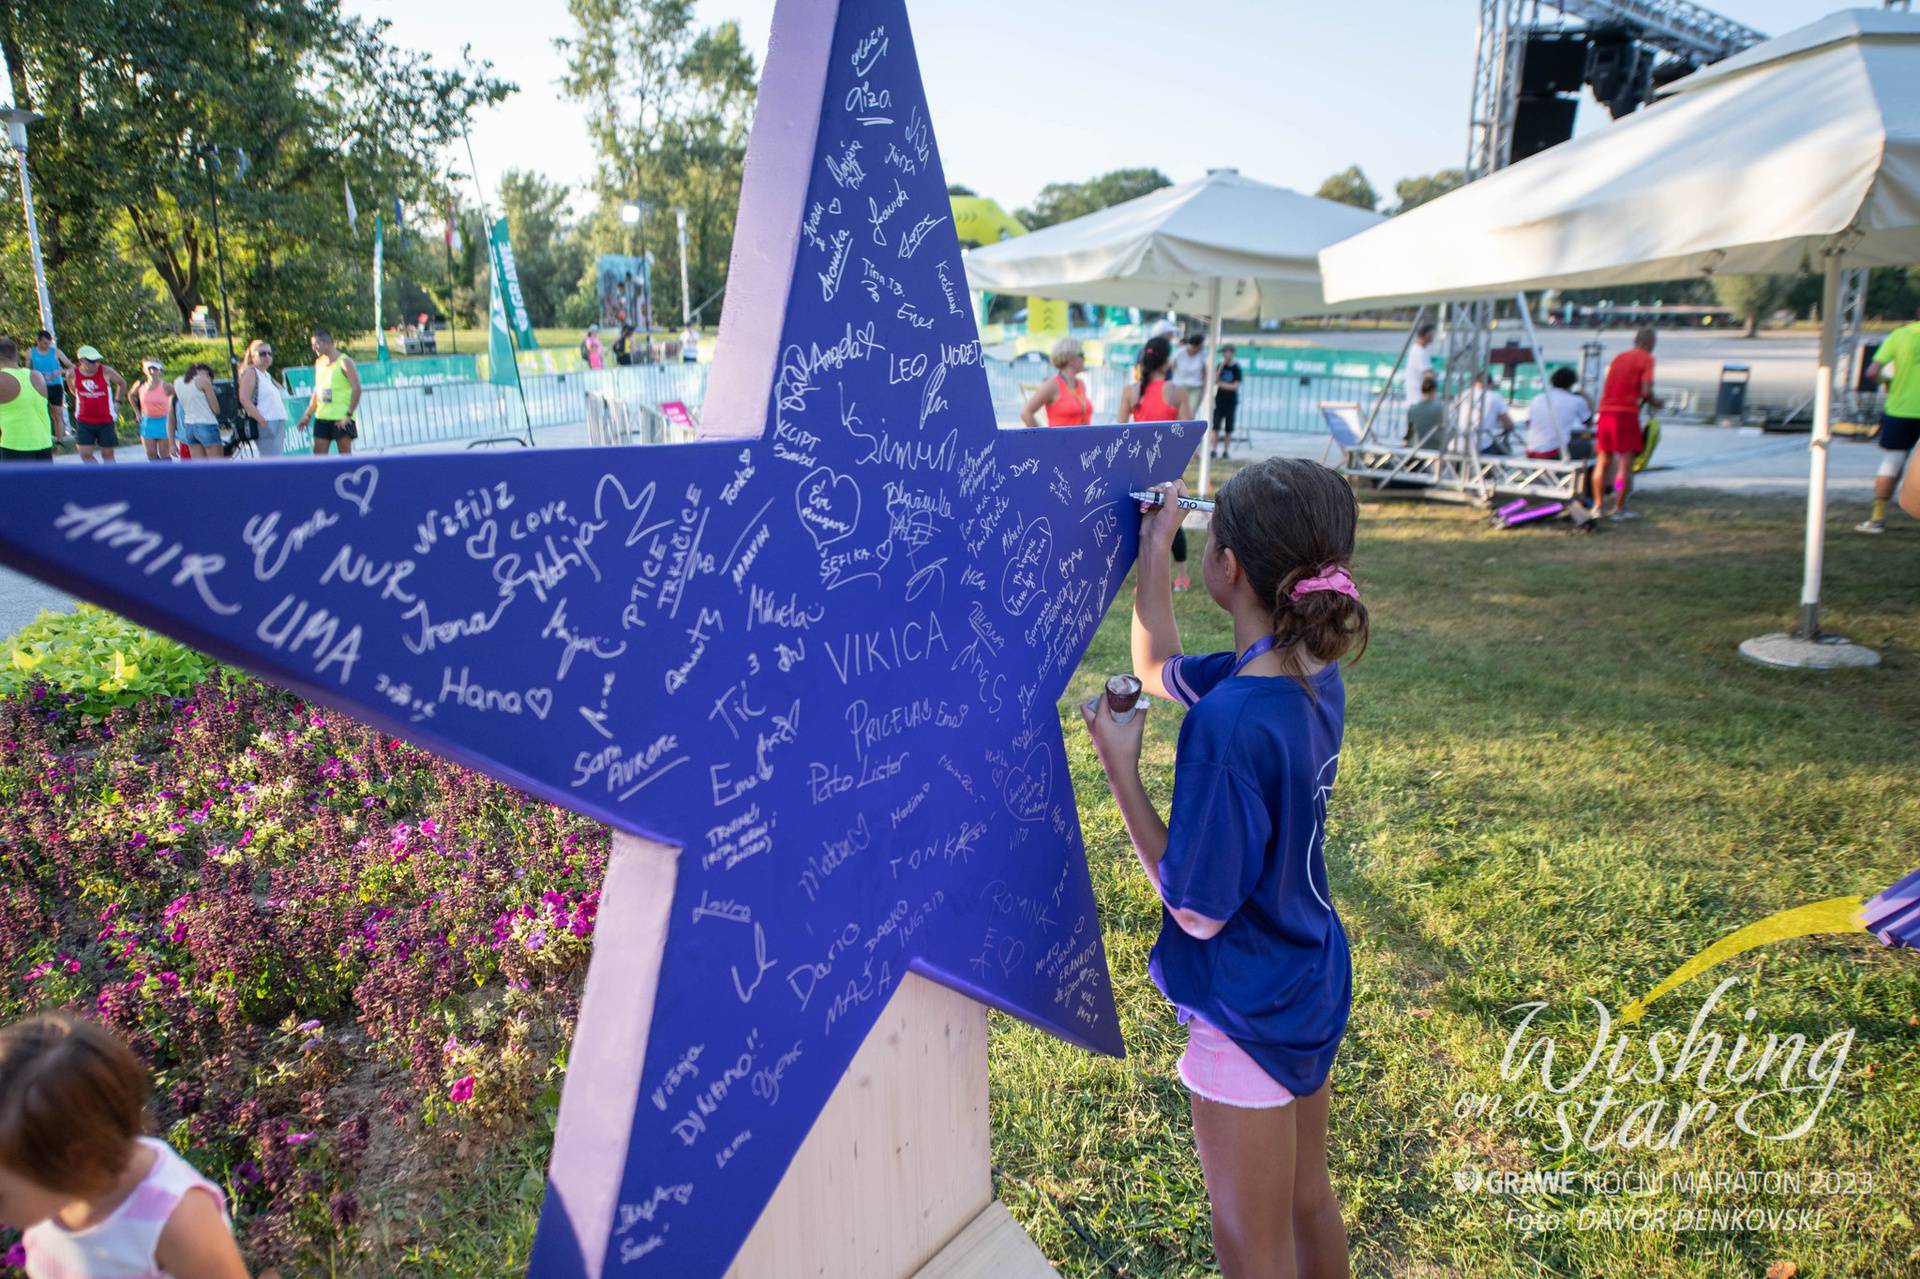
1149, 650, 1352, 1095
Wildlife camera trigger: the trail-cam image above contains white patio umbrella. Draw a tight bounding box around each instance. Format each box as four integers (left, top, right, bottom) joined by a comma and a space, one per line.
966, 169, 1386, 493
1317, 8, 1920, 668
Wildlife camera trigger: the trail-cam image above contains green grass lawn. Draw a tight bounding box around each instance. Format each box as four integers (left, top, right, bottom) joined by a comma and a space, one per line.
993, 482, 1920, 1278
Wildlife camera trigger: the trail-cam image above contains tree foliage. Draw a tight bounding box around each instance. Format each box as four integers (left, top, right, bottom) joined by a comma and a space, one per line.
1315, 165, 1379, 211
496, 172, 588, 329
1015, 168, 1172, 232
0, 0, 511, 363
1712, 274, 1795, 337
558, 0, 757, 328
1391, 169, 1465, 215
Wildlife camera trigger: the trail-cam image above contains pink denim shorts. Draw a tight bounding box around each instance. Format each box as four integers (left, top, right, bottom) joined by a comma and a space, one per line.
1177, 1015, 1296, 1109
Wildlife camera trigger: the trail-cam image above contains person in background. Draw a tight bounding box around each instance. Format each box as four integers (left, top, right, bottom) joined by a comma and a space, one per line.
613, 322, 636, 367
237, 339, 289, 458
0, 337, 55, 462
1406, 372, 1444, 447
1858, 303, 1920, 533
1148, 313, 1180, 343
298, 330, 360, 456
1902, 442, 1920, 520
134, 360, 175, 461
1453, 370, 1515, 456
69, 346, 130, 463
27, 331, 72, 444
681, 325, 701, 364
1084, 460, 1362, 1279
0, 1013, 251, 1278
1122, 335, 1194, 589
1210, 344, 1242, 461
1404, 323, 1436, 399
1021, 337, 1093, 428
582, 324, 605, 370
1524, 366, 1592, 460
1171, 332, 1207, 406
1594, 328, 1663, 520
172, 362, 225, 461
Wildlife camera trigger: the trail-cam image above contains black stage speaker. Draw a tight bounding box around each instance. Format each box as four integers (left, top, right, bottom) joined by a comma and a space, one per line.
1512, 94, 1579, 161
1521, 32, 1590, 96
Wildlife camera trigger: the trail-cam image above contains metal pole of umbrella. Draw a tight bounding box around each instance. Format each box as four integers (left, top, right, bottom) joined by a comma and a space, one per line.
1738, 255, 1879, 670
2, 110, 56, 341
1197, 278, 1222, 497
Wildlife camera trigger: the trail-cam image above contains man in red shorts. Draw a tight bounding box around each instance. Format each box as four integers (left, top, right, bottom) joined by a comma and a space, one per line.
1594, 328, 1664, 520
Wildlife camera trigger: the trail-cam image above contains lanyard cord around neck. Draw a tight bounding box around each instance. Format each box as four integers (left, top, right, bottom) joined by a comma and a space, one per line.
1231, 634, 1279, 676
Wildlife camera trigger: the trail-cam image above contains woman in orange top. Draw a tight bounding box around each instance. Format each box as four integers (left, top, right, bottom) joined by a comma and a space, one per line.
1021, 337, 1094, 428
1121, 335, 1194, 587
134, 360, 175, 462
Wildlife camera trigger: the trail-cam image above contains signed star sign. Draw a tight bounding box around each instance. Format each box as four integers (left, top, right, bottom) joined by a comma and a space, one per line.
0, 0, 1203, 1272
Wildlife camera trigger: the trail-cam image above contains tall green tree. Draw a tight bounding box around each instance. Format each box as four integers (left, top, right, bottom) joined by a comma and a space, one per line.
1713, 274, 1795, 337
1016, 168, 1171, 231
497, 172, 588, 328
558, 0, 757, 328
1391, 169, 1465, 214
1315, 165, 1379, 211
0, 1, 510, 359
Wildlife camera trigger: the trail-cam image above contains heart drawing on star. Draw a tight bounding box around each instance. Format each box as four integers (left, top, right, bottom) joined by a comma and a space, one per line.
1002, 741, 1053, 823
1000, 516, 1053, 617
795, 466, 861, 550
524, 688, 554, 721
333, 466, 378, 517
465, 522, 498, 560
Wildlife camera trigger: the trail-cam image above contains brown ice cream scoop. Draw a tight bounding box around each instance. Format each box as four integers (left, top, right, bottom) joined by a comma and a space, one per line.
1105, 674, 1143, 722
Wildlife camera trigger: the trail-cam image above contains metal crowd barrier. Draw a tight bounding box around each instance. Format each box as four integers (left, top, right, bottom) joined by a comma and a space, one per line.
584, 391, 698, 446
278, 355, 1373, 454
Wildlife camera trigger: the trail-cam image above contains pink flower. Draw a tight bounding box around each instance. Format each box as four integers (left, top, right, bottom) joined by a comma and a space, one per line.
287, 1132, 315, 1147
448, 1076, 475, 1104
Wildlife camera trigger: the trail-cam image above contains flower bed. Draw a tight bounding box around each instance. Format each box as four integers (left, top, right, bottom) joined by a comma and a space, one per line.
0, 673, 606, 1271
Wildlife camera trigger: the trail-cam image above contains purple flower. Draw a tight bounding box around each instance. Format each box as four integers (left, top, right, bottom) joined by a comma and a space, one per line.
286, 1132, 315, 1147
297, 1019, 321, 1032
5, 1242, 25, 1267
448, 1075, 475, 1104
524, 929, 547, 952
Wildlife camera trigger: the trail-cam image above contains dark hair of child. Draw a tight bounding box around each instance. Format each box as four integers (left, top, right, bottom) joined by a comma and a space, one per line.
1207, 457, 1369, 685
0, 1013, 149, 1198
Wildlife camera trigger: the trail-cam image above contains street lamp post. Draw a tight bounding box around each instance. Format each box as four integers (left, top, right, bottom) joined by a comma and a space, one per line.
673, 206, 691, 331
2, 108, 56, 342
196, 144, 247, 376
622, 199, 654, 337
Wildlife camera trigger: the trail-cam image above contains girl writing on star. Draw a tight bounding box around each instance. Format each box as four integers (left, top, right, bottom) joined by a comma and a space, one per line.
1081, 457, 1363, 1278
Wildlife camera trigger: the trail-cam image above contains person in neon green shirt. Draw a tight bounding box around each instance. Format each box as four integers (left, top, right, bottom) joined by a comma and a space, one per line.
296, 329, 361, 455
0, 336, 55, 461
1859, 306, 1920, 533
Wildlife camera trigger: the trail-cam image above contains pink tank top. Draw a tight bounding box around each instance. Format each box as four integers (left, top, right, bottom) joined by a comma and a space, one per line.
138, 380, 171, 418
1044, 374, 1091, 427
1130, 378, 1180, 422
22, 1139, 229, 1279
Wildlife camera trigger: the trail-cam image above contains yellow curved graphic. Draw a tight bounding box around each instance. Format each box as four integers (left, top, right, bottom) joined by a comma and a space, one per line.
1617, 896, 1868, 1024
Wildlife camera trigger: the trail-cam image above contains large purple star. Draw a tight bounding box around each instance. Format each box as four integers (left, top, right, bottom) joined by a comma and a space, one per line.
0, 1, 1200, 1272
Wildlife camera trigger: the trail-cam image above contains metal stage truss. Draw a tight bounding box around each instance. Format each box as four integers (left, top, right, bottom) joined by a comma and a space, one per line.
1341, 0, 1767, 505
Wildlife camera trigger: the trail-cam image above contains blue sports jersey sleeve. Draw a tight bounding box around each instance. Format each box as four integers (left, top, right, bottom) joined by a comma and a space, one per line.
1159, 759, 1272, 920
1161, 650, 1238, 708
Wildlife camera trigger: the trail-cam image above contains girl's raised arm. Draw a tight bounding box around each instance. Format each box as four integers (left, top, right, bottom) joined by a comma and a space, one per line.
1132, 480, 1187, 699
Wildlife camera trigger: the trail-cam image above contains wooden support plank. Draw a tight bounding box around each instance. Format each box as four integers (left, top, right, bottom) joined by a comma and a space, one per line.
725, 973, 995, 1278
912, 1201, 1062, 1279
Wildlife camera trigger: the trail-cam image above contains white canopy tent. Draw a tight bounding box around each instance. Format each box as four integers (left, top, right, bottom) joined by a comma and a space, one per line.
965, 169, 1386, 492
1317, 8, 1920, 667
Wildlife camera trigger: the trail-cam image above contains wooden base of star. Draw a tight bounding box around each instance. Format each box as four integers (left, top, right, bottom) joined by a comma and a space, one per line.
549, 831, 1059, 1277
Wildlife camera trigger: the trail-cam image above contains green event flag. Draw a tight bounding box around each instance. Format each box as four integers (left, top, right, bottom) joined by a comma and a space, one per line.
486, 263, 518, 389
487, 216, 540, 350
374, 213, 390, 362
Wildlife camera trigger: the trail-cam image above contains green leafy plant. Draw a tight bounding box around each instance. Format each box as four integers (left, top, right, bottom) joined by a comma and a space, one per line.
2, 605, 215, 715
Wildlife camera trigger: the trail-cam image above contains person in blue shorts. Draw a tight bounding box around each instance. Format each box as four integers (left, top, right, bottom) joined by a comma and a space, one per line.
1082, 457, 1364, 1278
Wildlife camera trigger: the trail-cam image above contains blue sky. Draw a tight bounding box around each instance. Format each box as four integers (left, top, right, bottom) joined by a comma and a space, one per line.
355, 0, 1826, 216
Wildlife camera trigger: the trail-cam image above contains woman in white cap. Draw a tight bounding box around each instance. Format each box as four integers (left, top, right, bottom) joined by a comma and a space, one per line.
237, 338, 289, 457
582, 323, 605, 370
134, 359, 175, 461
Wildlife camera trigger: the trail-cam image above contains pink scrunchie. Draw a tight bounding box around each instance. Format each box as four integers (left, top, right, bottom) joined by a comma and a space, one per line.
1291, 565, 1358, 601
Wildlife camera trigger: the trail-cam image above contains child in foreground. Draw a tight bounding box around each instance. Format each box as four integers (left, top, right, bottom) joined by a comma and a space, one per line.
0, 1013, 249, 1279
1081, 458, 1363, 1278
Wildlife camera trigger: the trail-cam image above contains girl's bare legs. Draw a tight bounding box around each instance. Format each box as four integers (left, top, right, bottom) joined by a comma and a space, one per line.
1289, 1079, 1349, 1277
1191, 1078, 1347, 1279
1191, 1093, 1297, 1279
